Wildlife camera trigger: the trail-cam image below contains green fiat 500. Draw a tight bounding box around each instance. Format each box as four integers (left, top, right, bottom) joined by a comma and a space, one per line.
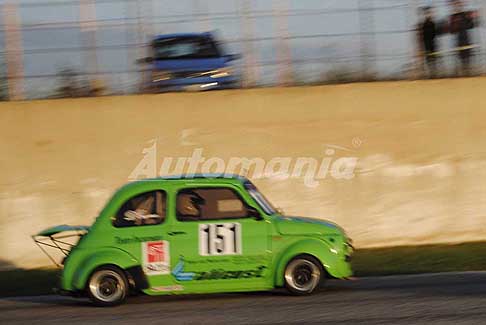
35, 175, 353, 306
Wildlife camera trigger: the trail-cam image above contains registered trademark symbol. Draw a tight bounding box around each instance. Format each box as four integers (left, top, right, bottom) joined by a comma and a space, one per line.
352, 137, 363, 148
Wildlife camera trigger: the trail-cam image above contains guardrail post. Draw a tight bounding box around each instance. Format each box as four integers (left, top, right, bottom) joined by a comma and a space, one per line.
2, 1, 25, 101
358, 0, 376, 81
239, 0, 258, 88
193, 0, 210, 32
79, 0, 99, 87
477, 0, 486, 74
273, 0, 293, 86
409, 0, 421, 79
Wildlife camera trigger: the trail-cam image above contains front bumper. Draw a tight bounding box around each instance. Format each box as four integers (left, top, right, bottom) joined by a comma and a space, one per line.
150, 76, 239, 92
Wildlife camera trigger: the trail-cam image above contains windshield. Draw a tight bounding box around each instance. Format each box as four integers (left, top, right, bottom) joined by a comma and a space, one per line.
244, 181, 277, 215
152, 36, 220, 60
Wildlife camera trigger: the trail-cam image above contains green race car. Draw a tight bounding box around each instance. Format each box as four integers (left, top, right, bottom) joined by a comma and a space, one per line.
34, 175, 353, 306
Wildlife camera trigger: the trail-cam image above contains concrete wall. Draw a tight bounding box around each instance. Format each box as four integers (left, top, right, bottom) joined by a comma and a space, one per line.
1, 78, 486, 269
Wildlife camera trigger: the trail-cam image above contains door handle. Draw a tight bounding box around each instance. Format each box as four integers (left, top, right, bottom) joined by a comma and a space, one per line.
168, 231, 187, 236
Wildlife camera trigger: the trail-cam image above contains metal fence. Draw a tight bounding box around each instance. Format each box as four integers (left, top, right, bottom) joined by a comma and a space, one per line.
1, 0, 486, 100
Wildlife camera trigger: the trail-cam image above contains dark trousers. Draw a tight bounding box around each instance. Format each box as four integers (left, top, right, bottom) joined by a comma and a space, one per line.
457, 49, 472, 76
424, 52, 437, 78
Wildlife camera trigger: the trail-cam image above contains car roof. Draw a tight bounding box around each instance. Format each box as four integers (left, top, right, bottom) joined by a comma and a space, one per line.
123, 174, 250, 188
153, 173, 248, 182
153, 32, 212, 41
113, 174, 250, 198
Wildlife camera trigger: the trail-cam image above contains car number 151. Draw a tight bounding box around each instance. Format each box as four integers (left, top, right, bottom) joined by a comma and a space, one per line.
199, 223, 242, 256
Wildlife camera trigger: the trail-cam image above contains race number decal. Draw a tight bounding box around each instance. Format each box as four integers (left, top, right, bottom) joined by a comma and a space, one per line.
199, 223, 242, 256
142, 241, 170, 275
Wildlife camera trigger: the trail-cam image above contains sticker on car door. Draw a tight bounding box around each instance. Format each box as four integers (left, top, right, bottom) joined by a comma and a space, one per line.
142, 240, 170, 275
199, 223, 241, 256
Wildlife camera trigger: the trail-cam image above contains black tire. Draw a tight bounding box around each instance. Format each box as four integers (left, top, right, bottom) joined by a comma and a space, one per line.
86, 265, 129, 307
284, 255, 324, 295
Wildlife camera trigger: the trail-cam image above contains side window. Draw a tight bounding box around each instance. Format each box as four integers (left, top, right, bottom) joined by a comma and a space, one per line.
176, 188, 248, 221
113, 191, 166, 227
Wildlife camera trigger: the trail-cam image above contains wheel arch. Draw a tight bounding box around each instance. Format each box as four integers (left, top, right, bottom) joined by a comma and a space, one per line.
273, 238, 335, 287
69, 248, 141, 291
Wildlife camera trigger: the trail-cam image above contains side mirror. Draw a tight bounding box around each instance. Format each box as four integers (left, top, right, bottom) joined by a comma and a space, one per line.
248, 207, 263, 221
225, 54, 241, 61
136, 57, 154, 64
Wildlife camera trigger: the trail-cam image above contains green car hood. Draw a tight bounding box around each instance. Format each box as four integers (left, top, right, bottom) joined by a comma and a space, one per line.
274, 216, 344, 236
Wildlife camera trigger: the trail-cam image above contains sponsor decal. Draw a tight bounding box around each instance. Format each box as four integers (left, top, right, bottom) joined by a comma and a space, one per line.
172, 256, 266, 282
116, 235, 164, 245
151, 285, 184, 292
172, 256, 196, 281
195, 266, 266, 281
199, 223, 242, 256
183, 255, 268, 265
142, 241, 170, 275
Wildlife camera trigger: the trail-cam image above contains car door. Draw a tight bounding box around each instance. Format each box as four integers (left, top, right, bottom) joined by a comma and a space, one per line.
111, 190, 174, 290
168, 185, 272, 293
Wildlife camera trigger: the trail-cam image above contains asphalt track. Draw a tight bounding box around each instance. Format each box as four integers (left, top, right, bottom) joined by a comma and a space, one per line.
1, 272, 485, 324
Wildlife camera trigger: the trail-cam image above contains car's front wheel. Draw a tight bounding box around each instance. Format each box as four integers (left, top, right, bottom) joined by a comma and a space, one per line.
87, 265, 128, 306
284, 255, 323, 295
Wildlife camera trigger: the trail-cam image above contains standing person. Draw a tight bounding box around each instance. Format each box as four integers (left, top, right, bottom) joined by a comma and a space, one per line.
417, 6, 439, 78
448, 0, 479, 76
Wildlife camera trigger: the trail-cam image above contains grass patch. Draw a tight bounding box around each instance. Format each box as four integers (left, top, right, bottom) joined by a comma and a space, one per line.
1, 242, 486, 297
352, 242, 486, 277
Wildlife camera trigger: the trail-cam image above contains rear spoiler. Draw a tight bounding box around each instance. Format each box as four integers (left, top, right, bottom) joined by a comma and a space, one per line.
32, 225, 89, 268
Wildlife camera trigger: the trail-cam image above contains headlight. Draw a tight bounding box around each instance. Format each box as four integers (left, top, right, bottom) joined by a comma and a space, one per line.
344, 238, 354, 261
210, 67, 233, 78
152, 70, 172, 82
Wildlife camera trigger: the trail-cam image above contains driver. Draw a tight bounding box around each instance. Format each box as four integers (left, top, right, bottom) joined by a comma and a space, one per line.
177, 191, 205, 220
123, 192, 164, 225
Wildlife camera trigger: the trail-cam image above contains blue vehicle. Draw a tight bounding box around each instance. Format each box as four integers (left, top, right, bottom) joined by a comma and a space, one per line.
142, 32, 240, 92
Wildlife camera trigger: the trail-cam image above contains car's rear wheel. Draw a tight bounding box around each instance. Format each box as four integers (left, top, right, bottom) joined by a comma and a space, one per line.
87, 266, 128, 306
284, 255, 323, 295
